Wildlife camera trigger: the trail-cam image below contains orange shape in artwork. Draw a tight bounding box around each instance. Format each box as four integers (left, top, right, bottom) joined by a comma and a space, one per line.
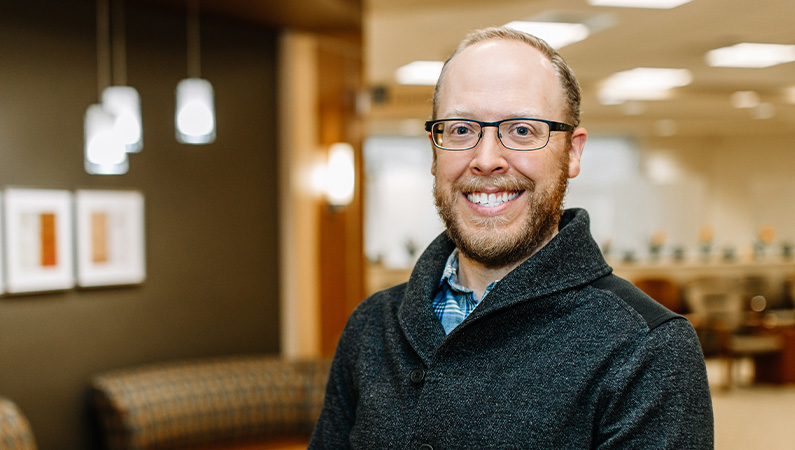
40, 213, 57, 267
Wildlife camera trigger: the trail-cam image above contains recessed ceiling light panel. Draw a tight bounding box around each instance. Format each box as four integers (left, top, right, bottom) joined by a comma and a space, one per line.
598, 67, 692, 104
752, 103, 775, 120
504, 21, 590, 49
588, 0, 693, 9
785, 86, 795, 104
706, 43, 795, 68
730, 91, 760, 109
395, 61, 444, 86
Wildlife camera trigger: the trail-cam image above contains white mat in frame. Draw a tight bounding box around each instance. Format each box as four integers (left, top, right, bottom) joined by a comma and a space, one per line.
3, 188, 75, 294
75, 189, 145, 288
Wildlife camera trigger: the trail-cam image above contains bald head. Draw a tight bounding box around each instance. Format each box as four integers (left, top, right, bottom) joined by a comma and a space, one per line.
432, 27, 582, 128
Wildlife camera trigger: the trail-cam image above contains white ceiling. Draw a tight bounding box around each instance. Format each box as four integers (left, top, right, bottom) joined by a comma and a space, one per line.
364, 0, 795, 139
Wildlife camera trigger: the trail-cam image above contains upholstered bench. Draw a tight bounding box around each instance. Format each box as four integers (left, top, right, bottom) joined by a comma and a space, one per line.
0, 396, 37, 450
89, 355, 331, 450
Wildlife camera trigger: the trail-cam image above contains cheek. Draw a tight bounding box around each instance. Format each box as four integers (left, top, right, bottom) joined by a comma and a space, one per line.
511, 150, 567, 185
510, 157, 546, 182
435, 153, 471, 181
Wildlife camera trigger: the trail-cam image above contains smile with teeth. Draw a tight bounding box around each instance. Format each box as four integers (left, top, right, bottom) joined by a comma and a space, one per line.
466, 191, 521, 207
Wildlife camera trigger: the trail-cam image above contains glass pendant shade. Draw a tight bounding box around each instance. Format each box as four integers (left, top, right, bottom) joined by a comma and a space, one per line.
102, 85, 143, 153
84, 103, 129, 175
175, 78, 216, 144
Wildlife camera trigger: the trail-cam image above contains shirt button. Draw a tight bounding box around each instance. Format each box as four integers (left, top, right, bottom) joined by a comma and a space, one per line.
409, 368, 425, 384
418, 445, 433, 450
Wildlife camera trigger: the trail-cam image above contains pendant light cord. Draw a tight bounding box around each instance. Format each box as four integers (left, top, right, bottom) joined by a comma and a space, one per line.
187, 0, 201, 78
96, 0, 112, 97
111, 0, 127, 86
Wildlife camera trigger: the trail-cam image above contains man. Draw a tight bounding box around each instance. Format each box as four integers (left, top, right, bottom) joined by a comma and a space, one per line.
310, 27, 713, 449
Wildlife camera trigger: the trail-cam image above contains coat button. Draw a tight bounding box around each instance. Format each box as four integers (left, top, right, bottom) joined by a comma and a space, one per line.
418, 445, 433, 450
409, 368, 425, 384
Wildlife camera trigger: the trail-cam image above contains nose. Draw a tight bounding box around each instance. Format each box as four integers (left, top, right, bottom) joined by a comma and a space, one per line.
470, 127, 508, 175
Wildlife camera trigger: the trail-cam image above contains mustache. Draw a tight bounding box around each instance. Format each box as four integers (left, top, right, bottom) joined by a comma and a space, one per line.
451, 174, 535, 194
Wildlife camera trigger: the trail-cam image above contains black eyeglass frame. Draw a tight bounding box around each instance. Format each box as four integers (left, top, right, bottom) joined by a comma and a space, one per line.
424, 117, 575, 151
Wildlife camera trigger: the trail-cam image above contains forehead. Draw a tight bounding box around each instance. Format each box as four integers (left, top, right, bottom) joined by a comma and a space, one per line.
437, 39, 564, 119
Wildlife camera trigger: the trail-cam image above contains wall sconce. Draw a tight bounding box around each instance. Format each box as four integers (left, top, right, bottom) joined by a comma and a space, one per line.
175, 0, 215, 145
85, 103, 129, 175
326, 142, 355, 208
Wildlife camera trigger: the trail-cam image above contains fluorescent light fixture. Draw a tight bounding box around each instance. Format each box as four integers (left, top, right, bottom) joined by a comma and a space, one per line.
620, 100, 646, 115
785, 86, 795, 104
326, 143, 356, 207
598, 67, 692, 104
504, 21, 590, 49
654, 119, 678, 137
84, 103, 129, 175
706, 43, 795, 68
395, 61, 444, 86
588, 0, 692, 8
102, 86, 143, 153
176, 78, 216, 144
730, 91, 760, 109
752, 103, 775, 120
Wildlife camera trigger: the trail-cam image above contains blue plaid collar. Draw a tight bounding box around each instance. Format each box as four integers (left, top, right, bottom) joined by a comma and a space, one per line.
438, 249, 500, 300
439, 249, 467, 292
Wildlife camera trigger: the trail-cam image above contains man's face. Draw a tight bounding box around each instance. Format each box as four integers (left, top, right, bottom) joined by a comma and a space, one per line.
431, 40, 586, 268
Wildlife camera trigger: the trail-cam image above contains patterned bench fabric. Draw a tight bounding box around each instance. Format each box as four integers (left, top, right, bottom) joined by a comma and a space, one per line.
90, 356, 331, 450
0, 397, 37, 450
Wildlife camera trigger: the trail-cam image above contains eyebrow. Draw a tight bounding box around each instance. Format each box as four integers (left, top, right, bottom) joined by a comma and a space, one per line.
442, 109, 545, 119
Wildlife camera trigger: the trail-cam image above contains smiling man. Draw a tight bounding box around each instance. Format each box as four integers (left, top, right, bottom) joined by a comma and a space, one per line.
310, 27, 713, 449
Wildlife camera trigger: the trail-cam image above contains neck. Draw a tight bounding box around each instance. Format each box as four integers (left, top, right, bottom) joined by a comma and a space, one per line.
457, 228, 558, 299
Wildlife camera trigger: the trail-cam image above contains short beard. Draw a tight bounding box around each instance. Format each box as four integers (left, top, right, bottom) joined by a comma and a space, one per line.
434, 155, 569, 269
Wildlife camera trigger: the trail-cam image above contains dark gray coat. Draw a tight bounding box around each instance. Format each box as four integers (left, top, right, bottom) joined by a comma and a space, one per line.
310, 209, 714, 449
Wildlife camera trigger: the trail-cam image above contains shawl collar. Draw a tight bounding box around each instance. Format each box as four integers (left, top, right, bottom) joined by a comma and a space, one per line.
397, 208, 611, 365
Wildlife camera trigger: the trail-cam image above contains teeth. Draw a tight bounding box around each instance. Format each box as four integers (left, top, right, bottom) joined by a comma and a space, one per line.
467, 191, 519, 207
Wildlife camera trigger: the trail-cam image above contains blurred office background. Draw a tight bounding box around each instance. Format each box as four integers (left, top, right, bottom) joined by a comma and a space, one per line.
0, 0, 794, 449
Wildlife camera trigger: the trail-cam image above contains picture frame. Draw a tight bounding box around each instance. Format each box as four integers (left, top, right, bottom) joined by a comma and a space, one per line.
3, 188, 75, 294
75, 189, 146, 287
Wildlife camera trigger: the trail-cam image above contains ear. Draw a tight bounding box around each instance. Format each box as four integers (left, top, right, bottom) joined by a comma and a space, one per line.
429, 132, 438, 176
567, 127, 587, 179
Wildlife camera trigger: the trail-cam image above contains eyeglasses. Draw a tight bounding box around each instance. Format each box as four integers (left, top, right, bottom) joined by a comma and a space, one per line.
424, 118, 575, 151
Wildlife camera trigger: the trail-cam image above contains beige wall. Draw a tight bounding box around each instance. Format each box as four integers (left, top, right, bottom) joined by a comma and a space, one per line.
638, 134, 795, 252
278, 31, 322, 359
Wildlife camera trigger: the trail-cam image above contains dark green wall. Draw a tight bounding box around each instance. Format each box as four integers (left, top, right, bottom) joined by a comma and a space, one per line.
0, 1, 281, 449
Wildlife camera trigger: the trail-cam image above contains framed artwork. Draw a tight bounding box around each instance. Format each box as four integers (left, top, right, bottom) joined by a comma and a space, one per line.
75, 189, 146, 287
3, 188, 75, 294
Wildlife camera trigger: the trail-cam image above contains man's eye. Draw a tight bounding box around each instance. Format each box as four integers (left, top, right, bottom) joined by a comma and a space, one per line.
509, 123, 539, 137
453, 126, 471, 135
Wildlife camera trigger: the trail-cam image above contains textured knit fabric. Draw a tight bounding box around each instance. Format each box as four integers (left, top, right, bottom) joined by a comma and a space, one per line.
432, 249, 499, 334
309, 208, 714, 450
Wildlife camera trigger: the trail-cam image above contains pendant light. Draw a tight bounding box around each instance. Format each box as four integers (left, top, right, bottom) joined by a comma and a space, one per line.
85, 0, 127, 174
175, 0, 216, 144
105, 0, 142, 153
85, 0, 142, 174
85, 103, 129, 174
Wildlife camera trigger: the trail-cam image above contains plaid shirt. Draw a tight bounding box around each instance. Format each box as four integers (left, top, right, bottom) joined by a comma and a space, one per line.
432, 249, 499, 335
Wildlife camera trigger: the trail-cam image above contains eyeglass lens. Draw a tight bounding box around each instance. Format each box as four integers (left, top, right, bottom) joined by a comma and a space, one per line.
431, 119, 551, 150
